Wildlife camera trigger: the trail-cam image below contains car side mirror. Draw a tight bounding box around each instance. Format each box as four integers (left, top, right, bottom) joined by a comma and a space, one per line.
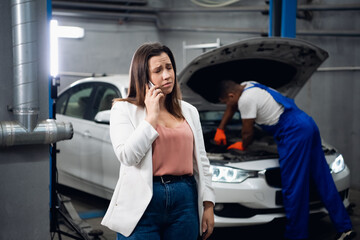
94, 110, 111, 124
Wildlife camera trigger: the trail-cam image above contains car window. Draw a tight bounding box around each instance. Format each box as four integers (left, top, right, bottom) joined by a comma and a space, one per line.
87, 84, 120, 121
98, 88, 118, 112
63, 85, 93, 119
56, 92, 69, 115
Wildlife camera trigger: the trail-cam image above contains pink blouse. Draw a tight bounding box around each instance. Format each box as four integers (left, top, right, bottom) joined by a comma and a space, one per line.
152, 120, 194, 176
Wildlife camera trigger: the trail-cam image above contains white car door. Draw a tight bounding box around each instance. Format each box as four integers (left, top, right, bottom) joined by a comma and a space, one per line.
83, 84, 120, 197
56, 83, 95, 186
56, 82, 121, 198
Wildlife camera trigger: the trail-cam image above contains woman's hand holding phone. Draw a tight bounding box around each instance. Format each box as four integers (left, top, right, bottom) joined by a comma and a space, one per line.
145, 81, 163, 128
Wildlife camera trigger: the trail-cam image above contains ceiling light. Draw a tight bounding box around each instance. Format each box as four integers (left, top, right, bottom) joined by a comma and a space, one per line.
57, 26, 85, 39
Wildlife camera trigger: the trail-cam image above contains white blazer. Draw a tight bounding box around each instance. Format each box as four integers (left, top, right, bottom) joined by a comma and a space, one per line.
101, 100, 215, 237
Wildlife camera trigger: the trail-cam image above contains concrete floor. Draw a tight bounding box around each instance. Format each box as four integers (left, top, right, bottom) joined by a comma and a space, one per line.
53, 187, 360, 240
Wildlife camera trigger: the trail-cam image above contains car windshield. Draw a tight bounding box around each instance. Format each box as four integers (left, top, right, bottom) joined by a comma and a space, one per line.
199, 111, 242, 125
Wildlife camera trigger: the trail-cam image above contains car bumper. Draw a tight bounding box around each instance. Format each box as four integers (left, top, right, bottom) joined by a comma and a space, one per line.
212, 165, 351, 227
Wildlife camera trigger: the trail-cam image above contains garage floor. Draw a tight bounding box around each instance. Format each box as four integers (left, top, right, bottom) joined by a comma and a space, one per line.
53, 187, 360, 240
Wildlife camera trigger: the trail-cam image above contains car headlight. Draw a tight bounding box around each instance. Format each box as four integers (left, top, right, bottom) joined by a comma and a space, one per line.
210, 165, 258, 183
330, 154, 345, 174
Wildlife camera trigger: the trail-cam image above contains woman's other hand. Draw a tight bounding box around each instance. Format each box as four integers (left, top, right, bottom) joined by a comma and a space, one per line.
201, 201, 214, 240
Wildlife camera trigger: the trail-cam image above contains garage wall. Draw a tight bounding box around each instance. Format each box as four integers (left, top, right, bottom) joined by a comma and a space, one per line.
54, 0, 360, 190
57, 19, 160, 89
0, 0, 51, 239
295, 9, 360, 190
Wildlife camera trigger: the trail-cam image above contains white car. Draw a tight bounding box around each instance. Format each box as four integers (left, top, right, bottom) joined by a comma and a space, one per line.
56, 37, 351, 228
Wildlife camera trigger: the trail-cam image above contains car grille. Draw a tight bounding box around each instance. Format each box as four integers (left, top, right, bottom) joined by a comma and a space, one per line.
214, 203, 286, 218
214, 189, 348, 218
263, 167, 282, 188
264, 167, 333, 190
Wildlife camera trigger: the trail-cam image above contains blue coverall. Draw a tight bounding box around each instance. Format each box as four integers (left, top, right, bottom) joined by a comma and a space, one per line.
244, 83, 352, 239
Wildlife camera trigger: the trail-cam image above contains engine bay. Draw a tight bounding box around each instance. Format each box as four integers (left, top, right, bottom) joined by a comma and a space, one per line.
203, 126, 279, 163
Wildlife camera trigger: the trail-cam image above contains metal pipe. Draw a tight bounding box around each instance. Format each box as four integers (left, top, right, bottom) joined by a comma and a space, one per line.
317, 66, 360, 72
53, 10, 159, 22
52, 1, 156, 13
52, 1, 269, 13
0, 0, 73, 147
0, 120, 73, 147
164, 4, 360, 12
59, 71, 107, 78
12, 0, 39, 131
159, 25, 267, 35
297, 30, 360, 37
297, 4, 360, 11
51, 2, 360, 13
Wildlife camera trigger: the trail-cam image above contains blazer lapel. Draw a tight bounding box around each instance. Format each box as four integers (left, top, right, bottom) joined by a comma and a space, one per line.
127, 104, 147, 128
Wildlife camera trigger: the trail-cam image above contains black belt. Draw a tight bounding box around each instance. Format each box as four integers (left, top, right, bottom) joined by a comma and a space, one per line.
153, 175, 190, 184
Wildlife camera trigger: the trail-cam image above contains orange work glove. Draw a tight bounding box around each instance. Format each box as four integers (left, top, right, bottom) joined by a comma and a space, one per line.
214, 128, 227, 145
227, 141, 245, 151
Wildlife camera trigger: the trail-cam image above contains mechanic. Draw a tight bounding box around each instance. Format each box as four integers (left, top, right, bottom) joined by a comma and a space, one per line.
214, 80, 355, 240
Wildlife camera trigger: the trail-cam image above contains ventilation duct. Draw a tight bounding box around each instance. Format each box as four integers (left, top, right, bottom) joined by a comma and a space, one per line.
0, 0, 73, 147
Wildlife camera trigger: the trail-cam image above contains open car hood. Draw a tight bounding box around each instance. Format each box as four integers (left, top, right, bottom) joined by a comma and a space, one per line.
178, 37, 328, 111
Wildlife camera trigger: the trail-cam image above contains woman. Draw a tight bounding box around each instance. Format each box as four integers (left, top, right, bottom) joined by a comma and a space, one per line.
101, 42, 215, 240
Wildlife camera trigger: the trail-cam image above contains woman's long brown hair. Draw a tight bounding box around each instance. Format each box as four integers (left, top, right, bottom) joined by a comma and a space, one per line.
114, 42, 184, 119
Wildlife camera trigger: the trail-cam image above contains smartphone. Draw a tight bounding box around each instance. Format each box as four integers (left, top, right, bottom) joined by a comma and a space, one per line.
202, 229, 208, 239
148, 81, 155, 88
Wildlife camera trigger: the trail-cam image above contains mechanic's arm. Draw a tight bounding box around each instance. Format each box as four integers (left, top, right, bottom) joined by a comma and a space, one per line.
214, 103, 238, 145
218, 105, 237, 130
241, 118, 255, 149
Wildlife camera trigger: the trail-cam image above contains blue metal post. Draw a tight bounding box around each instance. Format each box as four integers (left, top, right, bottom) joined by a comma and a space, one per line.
47, 0, 53, 119
269, 0, 282, 37
269, 0, 273, 37
47, 0, 57, 233
281, 0, 297, 38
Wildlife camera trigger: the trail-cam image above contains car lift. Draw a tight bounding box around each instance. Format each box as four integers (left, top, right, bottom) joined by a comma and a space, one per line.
49, 75, 104, 240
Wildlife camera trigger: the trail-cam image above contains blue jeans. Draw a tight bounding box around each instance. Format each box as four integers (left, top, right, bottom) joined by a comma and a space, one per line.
116, 175, 199, 240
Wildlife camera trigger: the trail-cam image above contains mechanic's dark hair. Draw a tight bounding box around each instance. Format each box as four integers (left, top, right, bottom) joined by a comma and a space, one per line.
114, 42, 183, 119
218, 80, 239, 100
